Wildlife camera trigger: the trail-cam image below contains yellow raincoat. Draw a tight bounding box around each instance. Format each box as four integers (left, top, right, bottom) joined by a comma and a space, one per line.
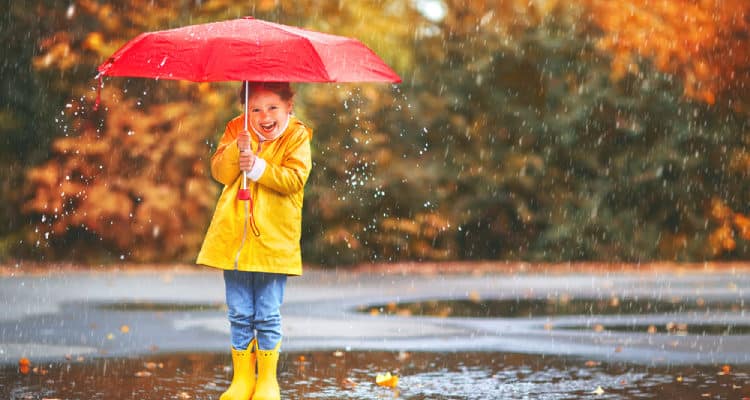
196, 115, 312, 275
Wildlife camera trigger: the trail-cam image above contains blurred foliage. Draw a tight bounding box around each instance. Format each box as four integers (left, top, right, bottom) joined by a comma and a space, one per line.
2, 0, 749, 265
584, 0, 750, 107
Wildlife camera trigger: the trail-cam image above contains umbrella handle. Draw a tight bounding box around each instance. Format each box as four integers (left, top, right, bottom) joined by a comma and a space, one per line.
238, 171, 250, 200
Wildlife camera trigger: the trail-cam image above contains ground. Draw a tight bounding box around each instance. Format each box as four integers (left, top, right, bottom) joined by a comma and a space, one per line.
1, 262, 749, 398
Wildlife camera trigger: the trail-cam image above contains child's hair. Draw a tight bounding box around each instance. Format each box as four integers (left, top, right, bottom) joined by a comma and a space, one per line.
239, 82, 295, 104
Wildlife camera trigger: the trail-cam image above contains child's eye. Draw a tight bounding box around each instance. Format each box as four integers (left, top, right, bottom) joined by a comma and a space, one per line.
251, 108, 260, 112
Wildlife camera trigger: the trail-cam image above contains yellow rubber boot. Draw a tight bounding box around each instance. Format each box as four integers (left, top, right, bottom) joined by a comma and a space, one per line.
220, 339, 256, 400
253, 341, 281, 400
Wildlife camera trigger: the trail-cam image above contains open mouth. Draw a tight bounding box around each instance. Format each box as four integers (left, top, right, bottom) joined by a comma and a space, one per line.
259, 121, 277, 133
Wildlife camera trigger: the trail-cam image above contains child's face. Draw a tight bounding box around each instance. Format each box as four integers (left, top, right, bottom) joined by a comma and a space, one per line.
247, 89, 292, 140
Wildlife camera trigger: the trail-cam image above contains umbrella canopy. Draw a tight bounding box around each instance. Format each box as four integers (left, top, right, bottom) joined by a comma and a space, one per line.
96, 16, 401, 83
94, 16, 400, 206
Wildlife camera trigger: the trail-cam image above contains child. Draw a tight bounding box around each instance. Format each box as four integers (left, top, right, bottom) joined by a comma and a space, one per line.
197, 81, 312, 400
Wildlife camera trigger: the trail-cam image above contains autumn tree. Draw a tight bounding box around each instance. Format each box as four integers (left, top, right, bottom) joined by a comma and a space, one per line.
9, 0, 750, 264
16, 0, 415, 263
582, 0, 750, 257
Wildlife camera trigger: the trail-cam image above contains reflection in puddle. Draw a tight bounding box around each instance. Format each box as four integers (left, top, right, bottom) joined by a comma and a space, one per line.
96, 302, 225, 312
561, 323, 750, 335
360, 297, 746, 318
2, 351, 749, 399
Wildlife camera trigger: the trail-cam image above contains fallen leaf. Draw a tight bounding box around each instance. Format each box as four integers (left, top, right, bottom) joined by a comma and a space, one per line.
397, 351, 411, 361
375, 372, 399, 388
106, 333, 115, 340
647, 325, 657, 334
341, 377, 358, 389
676, 376, 684, 383
120, 325, 130, 333
584, 360, 600, 367
177, 392, 191, 399
297, 355, 306, 362
144, 362, 159, 370
720, 365, 731, 375
18, 358, 30, 375
32, 366, 48, 375
333, 350, 345, 357
134, 370, 152, 377
592, 386, 605, 395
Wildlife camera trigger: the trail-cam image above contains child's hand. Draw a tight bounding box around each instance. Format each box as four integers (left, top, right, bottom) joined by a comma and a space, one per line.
237, 130, 254, 172
237, 130, 251, 152
239, 149, 255, 172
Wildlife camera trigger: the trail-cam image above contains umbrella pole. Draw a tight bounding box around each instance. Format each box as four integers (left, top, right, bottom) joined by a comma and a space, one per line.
238, 81, 250, 201
234, 81, 251, 269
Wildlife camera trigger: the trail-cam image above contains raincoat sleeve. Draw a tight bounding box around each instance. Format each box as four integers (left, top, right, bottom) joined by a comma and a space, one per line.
209, 122, 242, 186
256, 128, 312, 195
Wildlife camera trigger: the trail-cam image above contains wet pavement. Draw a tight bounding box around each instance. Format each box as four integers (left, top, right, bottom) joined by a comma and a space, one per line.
4, 350, 750, 399
2, 267, 749, 365
1, 266, 750, 398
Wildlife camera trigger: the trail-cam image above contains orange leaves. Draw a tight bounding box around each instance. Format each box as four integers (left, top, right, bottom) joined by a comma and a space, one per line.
585, 0, 750, 105
33, 32, 79, 71
23, 87, 219, 262
733, 214, 750, 240
18, 357, 30, 374
82, 32, 107, 55
375, 371, 399, 388
376, 212, 454, 260
135, 360, 163, 377
708, 198, 750, 256
709, 224, 736, 254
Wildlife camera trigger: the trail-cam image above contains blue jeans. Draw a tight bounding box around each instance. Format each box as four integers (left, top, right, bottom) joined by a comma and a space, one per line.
223, 270, 287, 351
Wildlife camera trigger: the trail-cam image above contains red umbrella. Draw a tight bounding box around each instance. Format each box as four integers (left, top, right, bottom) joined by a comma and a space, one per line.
97, 16, 401, 83
96, 16, 401, 201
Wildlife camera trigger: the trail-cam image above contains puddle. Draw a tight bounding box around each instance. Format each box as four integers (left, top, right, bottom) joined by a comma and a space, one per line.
95, 302, 225, 312
2, 351, 749, 399
561, 323, 750, 336
360, 298, 746, 318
